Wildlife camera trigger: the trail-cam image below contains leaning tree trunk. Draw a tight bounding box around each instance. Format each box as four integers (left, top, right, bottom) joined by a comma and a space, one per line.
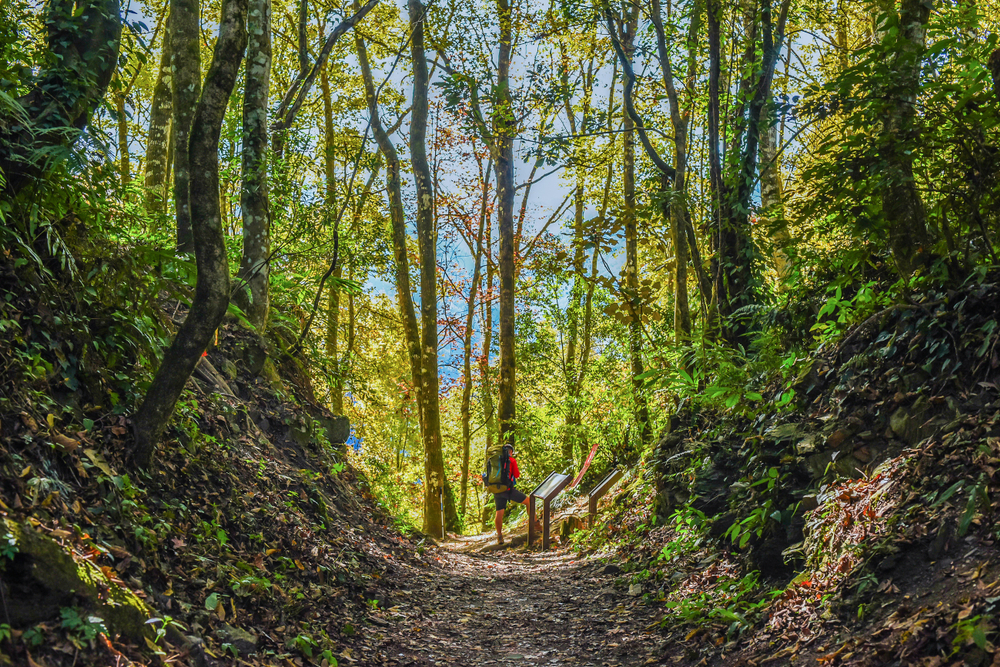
355, 29, 425, 436
878, 0, 934, 276
0, 0, 122, 195
271, 0, 379, 157
170, 0, 202, 253
145, 26, 173, 214
232, 0, 272, 329
132, 0, 248, 468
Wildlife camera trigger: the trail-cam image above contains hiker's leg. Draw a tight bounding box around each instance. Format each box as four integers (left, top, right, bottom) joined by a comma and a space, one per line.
495, 509, 505, 535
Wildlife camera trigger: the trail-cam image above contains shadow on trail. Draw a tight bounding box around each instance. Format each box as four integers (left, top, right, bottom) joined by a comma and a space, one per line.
368, 544, 670, 666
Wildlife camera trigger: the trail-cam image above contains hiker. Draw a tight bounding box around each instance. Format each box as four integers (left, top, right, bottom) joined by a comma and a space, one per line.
493, 443, 527, 545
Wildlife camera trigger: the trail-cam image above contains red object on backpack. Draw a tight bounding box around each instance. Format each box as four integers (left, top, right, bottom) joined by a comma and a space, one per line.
509, 456, 520, 480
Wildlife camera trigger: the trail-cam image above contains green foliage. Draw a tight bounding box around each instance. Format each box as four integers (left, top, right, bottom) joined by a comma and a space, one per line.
0, 527, 17, 563
656, 507, 707, 563
145, 616, 187, 654
60, 607, 107, 646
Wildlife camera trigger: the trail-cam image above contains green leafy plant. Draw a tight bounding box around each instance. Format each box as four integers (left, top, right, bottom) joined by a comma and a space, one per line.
60, 607, 106, 646
290, 633, 318, 658
145, 615, 188, 654
0, 527, 17, 562
22, 626, 44, 648
656, 507, 707, 563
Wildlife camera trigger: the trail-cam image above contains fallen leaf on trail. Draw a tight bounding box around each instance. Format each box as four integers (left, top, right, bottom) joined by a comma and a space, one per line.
50, 433, 79, 453
20, 412, 38, 433
83, 449, 113, 476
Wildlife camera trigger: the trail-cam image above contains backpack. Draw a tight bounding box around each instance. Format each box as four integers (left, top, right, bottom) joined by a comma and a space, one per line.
482, 450, 510, 494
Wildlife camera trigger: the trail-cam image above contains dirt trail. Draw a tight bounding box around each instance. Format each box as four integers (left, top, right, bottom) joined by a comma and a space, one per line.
361, 542, 668, 666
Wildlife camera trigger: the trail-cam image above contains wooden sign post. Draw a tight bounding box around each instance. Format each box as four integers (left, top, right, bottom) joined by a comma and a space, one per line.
587, 468, 624, 528
527, 472, 572, 550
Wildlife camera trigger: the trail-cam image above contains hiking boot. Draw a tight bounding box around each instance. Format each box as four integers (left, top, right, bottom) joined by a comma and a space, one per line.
497, 533, 504, 546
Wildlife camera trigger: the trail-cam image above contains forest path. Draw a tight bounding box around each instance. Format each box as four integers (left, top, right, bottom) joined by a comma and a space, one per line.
368, 546, 669, 666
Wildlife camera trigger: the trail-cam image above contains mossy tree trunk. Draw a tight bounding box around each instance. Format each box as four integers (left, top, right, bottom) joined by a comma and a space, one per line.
876, 0, 934, 276
495, 0, 517, 453
169, 0, 202, 253
233, 0, 272, 330
132, 0, 248, 468
617, 7, 651, 450
145, 25, 173, 215
409, 0, 448, 537
355, 26, 425, 442
320, 65, 343, 414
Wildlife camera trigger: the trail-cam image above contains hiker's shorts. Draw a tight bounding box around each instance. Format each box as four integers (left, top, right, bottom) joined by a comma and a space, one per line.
494, 488, 527, 510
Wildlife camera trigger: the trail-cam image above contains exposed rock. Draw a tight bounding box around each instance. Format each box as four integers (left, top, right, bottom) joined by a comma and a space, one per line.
236, 335, 269, 376
601, 564, 621, 576
825, 428, 852, 449
928, 520, 954, 560
627, 583, 643, 596
796, 435, 818, 455
1, 519, 150, 640
799, 494, 820, 512
218, 623, 258, 655
767, 423, 805, 442
221, 358, 238, 380
890, 395, 935, 445
316, 413, 350, 444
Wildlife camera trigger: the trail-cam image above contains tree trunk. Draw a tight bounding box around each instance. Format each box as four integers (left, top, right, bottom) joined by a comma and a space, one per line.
132, 0, 248, 468
495, 0, 517, 453
233, 0, 271, 329
708, 0, 789, 338
759, 98, 792, 281
460, 157, 490, 519
115, 89, 130, 187
479, 228, 497, 530
878, 0, 934, 276
650, 0, 694, 341
145, 26, 173, 214
559, 45, 593, 469
618, 6, 651, 450
320, 66, 343, 414
0, 0, 122, 195
355, 28, 425, 445
170, 0, 201, 253
409, 0, 447, 537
